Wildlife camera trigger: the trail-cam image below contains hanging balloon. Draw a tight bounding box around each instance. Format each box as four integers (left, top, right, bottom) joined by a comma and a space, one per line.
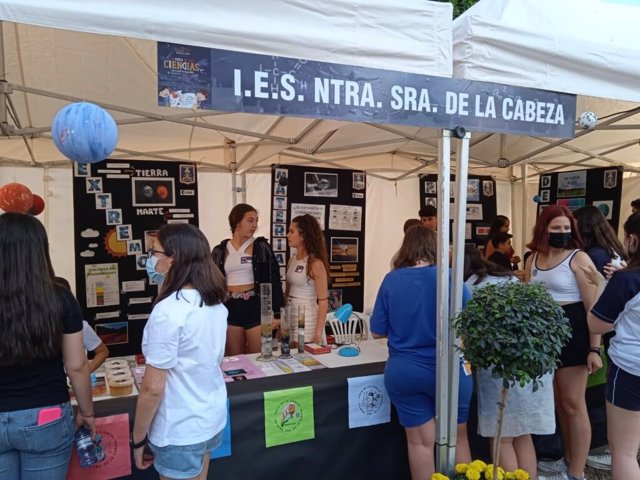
28, 194, 46, 215
533, 195, 541, 203
51, 102, 118, 163
0, 183, 34, 213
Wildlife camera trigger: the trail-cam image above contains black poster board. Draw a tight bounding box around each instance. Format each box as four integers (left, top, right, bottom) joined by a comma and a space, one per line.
72, 160, 199, 356
536, 166, 624, 231
419, 174, 498, 249
271, 165, 366, 312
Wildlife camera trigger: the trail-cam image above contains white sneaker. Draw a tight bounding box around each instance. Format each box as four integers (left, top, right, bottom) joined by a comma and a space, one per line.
537, 473, 568, 480
537, 458, 567, 474
586, 449, 611, 471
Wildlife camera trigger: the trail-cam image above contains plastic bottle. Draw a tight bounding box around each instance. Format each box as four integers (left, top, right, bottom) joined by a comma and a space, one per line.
75, 427, 104, 468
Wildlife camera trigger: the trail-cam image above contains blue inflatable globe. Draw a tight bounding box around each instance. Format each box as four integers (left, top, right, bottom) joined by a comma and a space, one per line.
51, 102, 118, 163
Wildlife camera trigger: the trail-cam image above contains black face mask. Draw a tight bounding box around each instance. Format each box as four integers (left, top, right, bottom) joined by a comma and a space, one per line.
548, 232, 572, 248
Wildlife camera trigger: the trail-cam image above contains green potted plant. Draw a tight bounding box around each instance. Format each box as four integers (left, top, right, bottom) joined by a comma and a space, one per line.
453, 282, 571, 480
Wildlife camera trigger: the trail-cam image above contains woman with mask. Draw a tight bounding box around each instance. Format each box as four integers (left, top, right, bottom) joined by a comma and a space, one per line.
134, 223, 228, 479
524, 205, 601, 480
212, 204, 284, 355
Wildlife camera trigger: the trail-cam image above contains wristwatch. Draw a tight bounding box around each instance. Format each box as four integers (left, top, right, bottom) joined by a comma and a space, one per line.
130, 433, 148, 449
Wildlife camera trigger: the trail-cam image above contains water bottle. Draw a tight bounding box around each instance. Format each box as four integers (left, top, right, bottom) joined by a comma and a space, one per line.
75, 427, 104, 468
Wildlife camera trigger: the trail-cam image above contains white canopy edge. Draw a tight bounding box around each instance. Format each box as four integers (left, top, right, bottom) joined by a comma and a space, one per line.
453, 0, 640, 102
0, 0, 453, 77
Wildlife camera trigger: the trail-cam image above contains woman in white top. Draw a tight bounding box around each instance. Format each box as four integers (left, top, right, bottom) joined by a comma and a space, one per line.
133, 223, 228, 480
286, 215, 330, 344
524, 205, 601, 480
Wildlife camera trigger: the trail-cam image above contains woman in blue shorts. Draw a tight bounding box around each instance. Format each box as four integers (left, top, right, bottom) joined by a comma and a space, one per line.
370, 225, 472, 480
584, 212, 640, 480
133, 224, 228, 480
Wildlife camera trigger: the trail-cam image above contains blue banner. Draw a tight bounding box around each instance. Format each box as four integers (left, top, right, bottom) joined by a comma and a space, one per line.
158, 42, 576, 139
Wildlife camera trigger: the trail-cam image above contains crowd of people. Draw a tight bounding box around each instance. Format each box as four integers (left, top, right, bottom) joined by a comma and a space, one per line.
1, 197, 638, 480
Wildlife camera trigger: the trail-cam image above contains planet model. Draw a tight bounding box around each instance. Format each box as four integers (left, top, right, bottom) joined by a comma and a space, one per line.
156, 185, 169, 200
143, 185, 154, 198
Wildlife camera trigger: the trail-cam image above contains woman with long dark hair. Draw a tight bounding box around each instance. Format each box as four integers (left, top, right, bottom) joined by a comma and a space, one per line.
583, 213, 640, 479
212, 204, 284, 355
0, 213, 94, 479
524, 205, 600, 480
371, 225, 472, 480
286, 214, 330, 344
133, 223, 228, 479
574, 205, 627, 275
484, 215, 510, 258
464, 245, 554, 476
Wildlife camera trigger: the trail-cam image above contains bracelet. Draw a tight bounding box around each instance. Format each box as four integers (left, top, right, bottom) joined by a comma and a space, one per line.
79, 410, 94, 417
130, 433, 148, 449
589, 347, 601, 355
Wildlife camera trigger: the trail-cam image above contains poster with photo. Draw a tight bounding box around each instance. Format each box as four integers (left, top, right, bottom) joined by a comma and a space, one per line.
73, 160, 199, 356
557, 170, 587, 198
273, 165, 365, 312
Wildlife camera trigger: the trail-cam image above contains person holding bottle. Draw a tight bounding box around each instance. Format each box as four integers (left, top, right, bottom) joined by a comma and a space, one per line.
0, 213, 95, 480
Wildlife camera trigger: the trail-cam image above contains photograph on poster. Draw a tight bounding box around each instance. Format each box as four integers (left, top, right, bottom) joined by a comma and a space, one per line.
475, 226, 490, 237
86, 177, 103, 193
467, 179, 480, 201
541, 175, 551, 188
540, 190, 550, 203
482, 181, 494, 197
291, 203, 326, 230
273, 238, 286, 251
74, 163, 90, 177
425, 197, 437, 207
353, 172, 365, 190
132, 178, 176, 207
274, 252, 286, 266
116, 224, 132, 241
424, 181, 436, 195
273, 223, 286, 237
557, 171, 586, 198
95, 322, 129, 346
604, 169, 618, 189
592, 200, 614, 219
127, 240, 143, 256
466, 204, 484, 221
144, 230, 159, 251
273, 210, 287, 224
328, 289, 343, 311
304, 172, 338, 197
557, 198, 585, 212
274, 196, 287, 210
95, 193, 112, 210
275, 182, 287, 196
106, 209, 123, 225
279, 266, 286, 280
275, 168, 288, 181
330, 237, 359, 263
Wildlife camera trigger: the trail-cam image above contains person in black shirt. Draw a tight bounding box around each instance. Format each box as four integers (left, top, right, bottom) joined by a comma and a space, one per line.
487, 232, 515, 270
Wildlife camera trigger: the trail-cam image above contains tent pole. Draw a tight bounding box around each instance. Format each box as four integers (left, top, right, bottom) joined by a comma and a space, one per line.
521, 163, 529, 255
225, 140, 238, 206
435, 129, 453, 474
0, 21, 7, 132
447, 131, 471, 465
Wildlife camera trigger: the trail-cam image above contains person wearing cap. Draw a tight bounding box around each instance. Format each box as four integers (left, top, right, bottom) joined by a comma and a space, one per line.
419, 205, 437, 231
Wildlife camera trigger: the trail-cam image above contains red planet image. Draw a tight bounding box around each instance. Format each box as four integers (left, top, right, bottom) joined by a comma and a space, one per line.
156, 185, 169, 200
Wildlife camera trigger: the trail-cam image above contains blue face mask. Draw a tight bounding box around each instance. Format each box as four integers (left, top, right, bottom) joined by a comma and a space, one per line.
146, 255, 165, 284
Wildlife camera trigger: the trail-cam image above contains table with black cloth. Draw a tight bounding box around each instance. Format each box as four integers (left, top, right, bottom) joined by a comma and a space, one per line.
92, 355, 608, 479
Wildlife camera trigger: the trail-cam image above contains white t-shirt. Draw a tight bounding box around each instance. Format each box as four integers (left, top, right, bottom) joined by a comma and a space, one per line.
82, 321, 102, 351
142, 289, 228, 446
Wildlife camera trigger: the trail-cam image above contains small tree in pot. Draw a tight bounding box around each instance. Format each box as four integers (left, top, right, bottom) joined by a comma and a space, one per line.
453, 282, 571, 480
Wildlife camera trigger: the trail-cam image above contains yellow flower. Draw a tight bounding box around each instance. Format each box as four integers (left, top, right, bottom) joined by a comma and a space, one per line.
466, 469, 481, 480
455, 464, 469, 473
514, 469, 530, 480
430, 474, 449, 480
469, 460, 487, 471
505, 473, 515, 480
484, 465, 504, 480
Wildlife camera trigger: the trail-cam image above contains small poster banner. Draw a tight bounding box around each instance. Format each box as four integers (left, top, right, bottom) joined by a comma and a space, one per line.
347, 374, 391, 429
264, 386, 315, 448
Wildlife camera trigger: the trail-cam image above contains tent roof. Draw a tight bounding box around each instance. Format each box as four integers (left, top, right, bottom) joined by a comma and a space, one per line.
452, 0, 640, 177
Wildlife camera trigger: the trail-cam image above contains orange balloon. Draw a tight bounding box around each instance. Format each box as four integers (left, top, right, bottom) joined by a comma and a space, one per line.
156, 185, 169, 200
28, 194, 45, 215
0, 183, 34, 213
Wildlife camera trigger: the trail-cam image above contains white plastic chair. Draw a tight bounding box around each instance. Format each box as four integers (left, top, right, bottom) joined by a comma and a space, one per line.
326, 312, 368, 345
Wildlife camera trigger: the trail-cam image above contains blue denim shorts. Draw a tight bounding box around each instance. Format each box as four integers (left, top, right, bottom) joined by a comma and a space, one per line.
149, 432, 222, 479
0, 402, 75, 480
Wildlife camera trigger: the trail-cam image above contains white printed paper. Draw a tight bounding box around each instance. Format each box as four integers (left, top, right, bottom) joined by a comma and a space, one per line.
347, 374, 391, 429
85, 263, 120, 308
